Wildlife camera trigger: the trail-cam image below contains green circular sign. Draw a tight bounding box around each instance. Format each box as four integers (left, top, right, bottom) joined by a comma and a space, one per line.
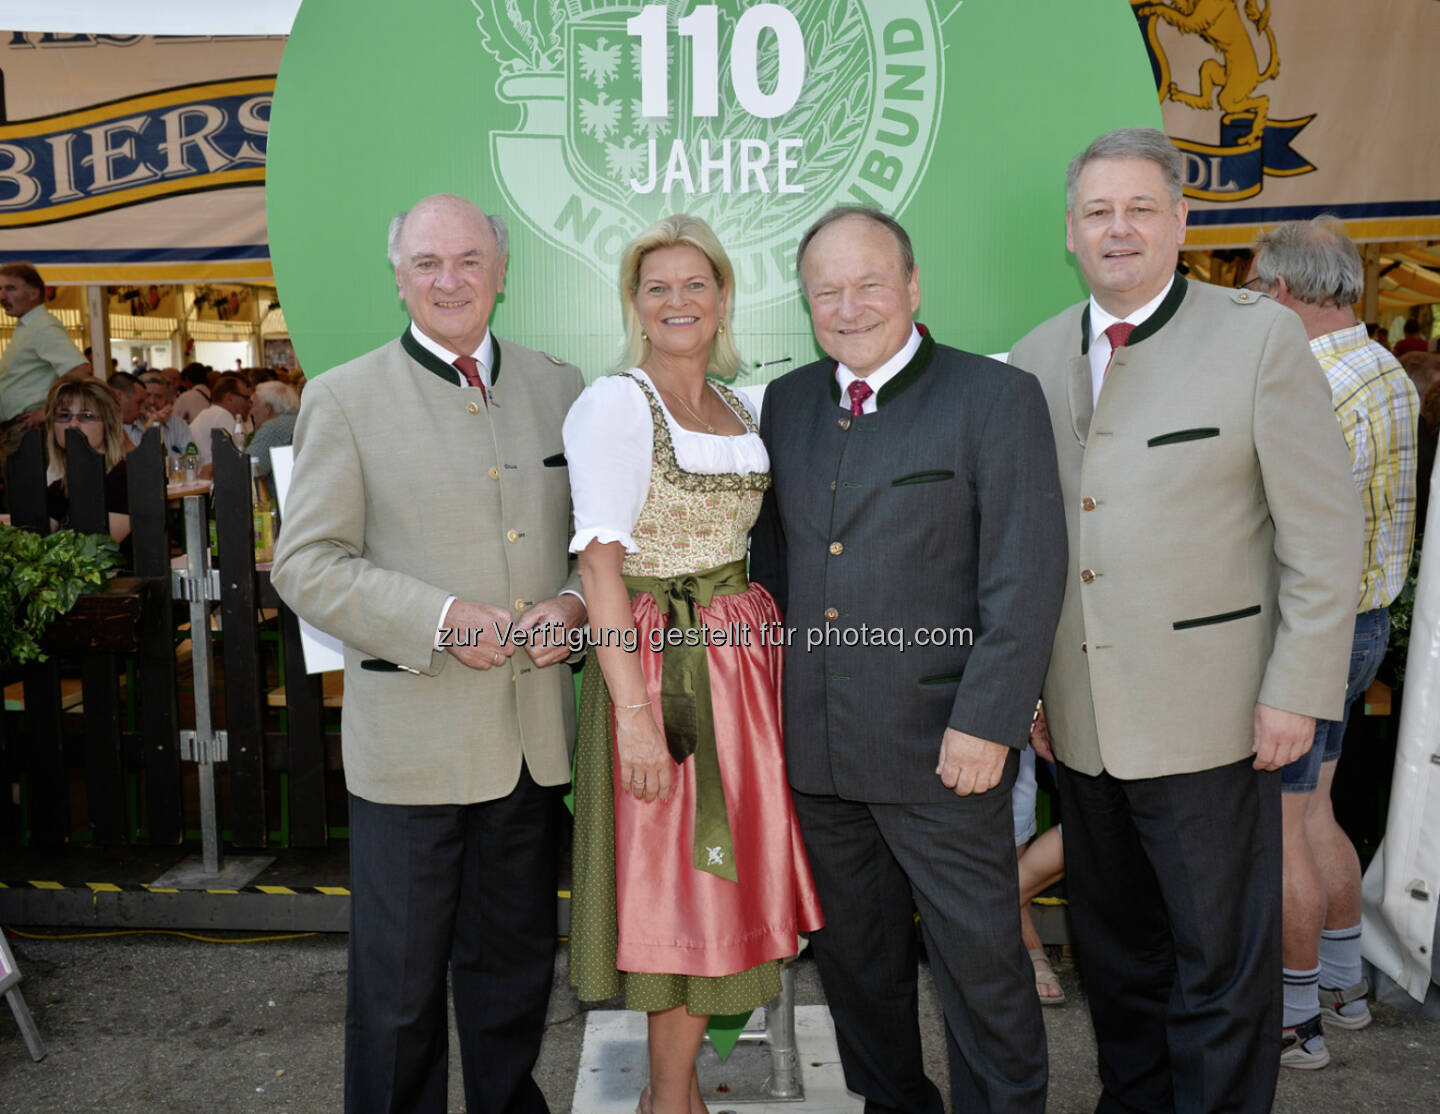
268, 0, 1158, 381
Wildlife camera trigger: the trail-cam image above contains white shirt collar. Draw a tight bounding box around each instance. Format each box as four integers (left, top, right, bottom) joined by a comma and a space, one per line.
409, 323, 494, 387
1088, 276, 1174, 342
835, 325, 922, 413
1086, 277, 1174, 408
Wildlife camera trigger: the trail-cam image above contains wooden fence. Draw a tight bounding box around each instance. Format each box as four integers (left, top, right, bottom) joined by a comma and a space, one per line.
1, 427, 336, 850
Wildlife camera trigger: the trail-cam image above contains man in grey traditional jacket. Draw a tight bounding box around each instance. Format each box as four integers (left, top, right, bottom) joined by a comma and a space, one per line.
273, 194, 585, 1114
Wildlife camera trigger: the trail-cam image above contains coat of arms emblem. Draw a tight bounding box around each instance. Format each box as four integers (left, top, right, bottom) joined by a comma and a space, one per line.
469, 0, 944, 310
1131, 1, 1315, 201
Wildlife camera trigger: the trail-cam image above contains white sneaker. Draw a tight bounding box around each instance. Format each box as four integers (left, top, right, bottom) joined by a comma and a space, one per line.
1319, 978, 1372, 1030
1281, 1015, 1330, 1070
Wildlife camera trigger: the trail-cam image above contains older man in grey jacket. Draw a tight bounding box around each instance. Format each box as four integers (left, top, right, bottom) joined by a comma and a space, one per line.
273, 194, 585, 1114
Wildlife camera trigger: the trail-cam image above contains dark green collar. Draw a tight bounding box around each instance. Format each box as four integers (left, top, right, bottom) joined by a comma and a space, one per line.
400, 327, 503, 387
1080, 274, 1188, 355
825, 327, 936, 407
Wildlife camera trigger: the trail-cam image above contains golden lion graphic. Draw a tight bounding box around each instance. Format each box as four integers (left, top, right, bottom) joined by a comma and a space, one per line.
1136, 0, 1279, 142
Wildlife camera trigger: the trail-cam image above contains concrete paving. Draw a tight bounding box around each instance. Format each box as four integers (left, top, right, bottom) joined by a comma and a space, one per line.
0, 931, 1435, 1113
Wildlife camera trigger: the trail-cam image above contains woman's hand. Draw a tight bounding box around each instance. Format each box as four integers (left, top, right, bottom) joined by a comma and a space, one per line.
616, 705, 672, 803
1029, 702, 1054, 764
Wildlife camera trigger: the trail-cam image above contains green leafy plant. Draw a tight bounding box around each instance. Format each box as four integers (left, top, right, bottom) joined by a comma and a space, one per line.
0, 525, 121, 667
1386, 537, 1421, 688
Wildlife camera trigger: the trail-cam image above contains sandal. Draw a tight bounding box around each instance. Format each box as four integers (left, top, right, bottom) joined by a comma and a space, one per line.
1029, 947, 1066, 1006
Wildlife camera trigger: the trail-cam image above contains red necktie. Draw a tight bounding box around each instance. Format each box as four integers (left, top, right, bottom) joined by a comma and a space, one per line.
847, 379, 873, 417
1103, 322, 1135, 376
453, 356, 488, 406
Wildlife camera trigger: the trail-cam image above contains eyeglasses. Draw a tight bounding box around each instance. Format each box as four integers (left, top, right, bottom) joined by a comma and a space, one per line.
1240, 277, 1268, 292
54, 410, 102, 424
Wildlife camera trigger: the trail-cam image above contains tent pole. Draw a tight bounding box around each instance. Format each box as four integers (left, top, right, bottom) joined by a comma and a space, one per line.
86, 285, 111, 378
176, 286, 191, 368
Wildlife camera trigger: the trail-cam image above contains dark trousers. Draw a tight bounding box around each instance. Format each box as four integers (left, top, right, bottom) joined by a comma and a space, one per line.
792, 758, 1047, 1114
1059, 758, 1281, 1114
345, 765, 562, 1114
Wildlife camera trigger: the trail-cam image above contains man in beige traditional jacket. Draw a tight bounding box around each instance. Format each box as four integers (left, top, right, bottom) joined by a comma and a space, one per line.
272, 194, 585, 1114
1009, 129, 1363, 1114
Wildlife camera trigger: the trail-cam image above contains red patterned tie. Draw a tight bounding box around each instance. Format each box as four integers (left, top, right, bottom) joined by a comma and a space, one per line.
1103, 322, 1135, 376
847, 379, 873, 416
453, 355, 487, 406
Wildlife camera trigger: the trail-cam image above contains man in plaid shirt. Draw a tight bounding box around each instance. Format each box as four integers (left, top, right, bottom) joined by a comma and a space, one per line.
1247, 216, 1418, 1069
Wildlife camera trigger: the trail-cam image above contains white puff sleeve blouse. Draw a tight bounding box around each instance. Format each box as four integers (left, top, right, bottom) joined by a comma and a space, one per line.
563, 369, 768, 554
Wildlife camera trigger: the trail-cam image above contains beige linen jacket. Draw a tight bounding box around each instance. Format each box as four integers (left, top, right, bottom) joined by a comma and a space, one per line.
1009, 278, 1364, 779
271, 332, 583, 804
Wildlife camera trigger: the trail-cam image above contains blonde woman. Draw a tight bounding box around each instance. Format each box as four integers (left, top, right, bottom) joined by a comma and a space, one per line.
42, 375, 131, 546
564, 215, 821, 1114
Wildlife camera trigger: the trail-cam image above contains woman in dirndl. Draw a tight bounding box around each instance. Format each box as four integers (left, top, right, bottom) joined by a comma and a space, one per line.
563, 214, 823, 1114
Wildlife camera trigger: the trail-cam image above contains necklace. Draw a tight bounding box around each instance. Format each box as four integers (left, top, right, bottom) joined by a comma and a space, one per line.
664, 385, 715, 433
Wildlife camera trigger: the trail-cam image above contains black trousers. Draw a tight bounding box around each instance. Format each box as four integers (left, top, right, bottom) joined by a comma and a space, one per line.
344, 766, 563, 1114
792, 755, 1047, 1114
1059, 758, 1281, 1114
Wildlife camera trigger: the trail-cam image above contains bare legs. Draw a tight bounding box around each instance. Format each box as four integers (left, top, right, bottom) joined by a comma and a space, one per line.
1019, 826, 1065, 906
1281, 791, 1324, 972
644, 1006, 711, 1114
1282, 760, 1360, 970
1310, 760, 1362, 933
1017, 827, 1066, 1002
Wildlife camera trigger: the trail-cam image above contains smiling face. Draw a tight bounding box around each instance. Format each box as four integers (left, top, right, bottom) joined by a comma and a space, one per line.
395, 198, 507, 357
1066, 156, 1187, 318
800, 214, 921, 377
633, 243, 726, 366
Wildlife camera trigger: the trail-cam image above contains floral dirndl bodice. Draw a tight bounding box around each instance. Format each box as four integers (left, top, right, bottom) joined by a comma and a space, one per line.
617, 372, 770, 578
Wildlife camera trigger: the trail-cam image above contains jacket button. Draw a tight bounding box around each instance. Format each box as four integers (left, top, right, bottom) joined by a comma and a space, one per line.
515, 598, 527, 610
1081, 641, 1088, 653
467, 401, 480, 414
489, 466, 499, 480
837, 417, 851, 431
1081, 496, 1096, 511
829, 481, 837, 491
829, 541, 844, 555
1080, 568, 1096, 584
824, 607, 839, 621
506, 529, 519, 543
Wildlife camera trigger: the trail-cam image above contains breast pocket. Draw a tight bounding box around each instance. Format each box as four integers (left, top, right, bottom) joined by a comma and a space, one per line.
891, 469, 956, 487
1147, 428, 1220, 448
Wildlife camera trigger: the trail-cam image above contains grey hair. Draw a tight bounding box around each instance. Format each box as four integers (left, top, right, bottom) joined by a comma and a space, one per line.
1250, 215, 1364, 308
795, 205, 915, 294
1066, 127, 1184, 211
137, 371, 171, 397
253, 379, 301, 416
386, 194, 509, 266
